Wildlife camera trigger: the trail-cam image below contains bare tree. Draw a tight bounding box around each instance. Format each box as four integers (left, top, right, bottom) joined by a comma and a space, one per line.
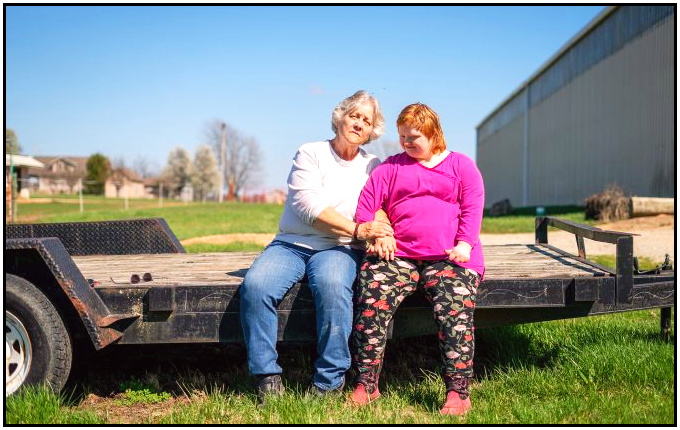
132, 155, 159, 179
205, 120, 263, 200
111, 156, 127, 170
191, 145, 220, 202
162, 146, 192, 196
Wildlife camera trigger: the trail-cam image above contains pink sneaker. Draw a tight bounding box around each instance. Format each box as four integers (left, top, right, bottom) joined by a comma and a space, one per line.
440, 390, 471, 416
347, 383, 381, 406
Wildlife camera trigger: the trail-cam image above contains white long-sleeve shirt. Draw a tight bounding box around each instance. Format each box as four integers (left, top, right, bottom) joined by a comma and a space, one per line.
275, 140, 381, 250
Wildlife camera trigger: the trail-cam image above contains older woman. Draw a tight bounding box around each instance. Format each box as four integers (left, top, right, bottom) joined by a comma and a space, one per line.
239, 90, 393, 406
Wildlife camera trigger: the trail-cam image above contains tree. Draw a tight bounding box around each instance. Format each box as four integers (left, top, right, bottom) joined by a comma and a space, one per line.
205, 120, 263, 200
191, 145, 220, 202
132, 155, 159, 179
84, 153, 111, 195
111, 156, 127, 170
5, 129, 21, 154
162, 146, 192, 197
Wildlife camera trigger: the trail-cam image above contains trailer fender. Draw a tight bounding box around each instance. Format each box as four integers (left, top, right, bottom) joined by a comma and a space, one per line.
5, 238, 139, 349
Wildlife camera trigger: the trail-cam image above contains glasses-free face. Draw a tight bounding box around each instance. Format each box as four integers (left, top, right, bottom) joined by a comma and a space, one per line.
338, 103, 375, 146
398, 125, 434, 161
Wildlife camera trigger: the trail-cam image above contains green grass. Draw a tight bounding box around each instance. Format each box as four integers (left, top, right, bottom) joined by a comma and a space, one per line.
482, 205, 592, 234
14, 197, 592, 239
5, 309, 674, 424
5, 385, 104, 424
590, 254, 661, 271
115, 376, 172, 406
115, 389, 172, 407
183, 242, 266, 253
14, 196, 283, 240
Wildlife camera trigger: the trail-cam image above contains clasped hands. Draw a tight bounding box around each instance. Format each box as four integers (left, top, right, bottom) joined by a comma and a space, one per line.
361, 221, 472, 263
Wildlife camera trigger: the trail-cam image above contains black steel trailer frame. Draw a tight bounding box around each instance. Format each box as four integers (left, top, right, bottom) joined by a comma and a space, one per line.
4, 216, 675, 394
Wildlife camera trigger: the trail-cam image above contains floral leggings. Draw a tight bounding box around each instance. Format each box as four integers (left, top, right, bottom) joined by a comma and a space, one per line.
352, 255, 479, 378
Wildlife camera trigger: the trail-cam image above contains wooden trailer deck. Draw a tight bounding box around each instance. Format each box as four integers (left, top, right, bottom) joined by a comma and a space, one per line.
72, 244, 609, 288
68, 243, 631, 344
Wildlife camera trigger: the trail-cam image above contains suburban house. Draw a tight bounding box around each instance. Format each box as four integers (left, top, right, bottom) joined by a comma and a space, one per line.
5, 153, 44, 199
27, 156, 88, 195
24, 155, 152, 199
104, 168, 149, 199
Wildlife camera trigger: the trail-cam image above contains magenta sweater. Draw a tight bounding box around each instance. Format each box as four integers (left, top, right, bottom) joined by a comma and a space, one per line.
355, 151, 485, 278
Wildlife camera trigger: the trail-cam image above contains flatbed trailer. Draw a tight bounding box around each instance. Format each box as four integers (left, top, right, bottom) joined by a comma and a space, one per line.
4, 217, 674, 396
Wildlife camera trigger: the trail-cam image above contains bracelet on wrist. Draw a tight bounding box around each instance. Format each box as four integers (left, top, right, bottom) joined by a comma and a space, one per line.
353, 223, 360, 241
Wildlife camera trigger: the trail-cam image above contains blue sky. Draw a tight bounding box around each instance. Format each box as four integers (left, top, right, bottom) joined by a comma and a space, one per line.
6, 5, 605, 190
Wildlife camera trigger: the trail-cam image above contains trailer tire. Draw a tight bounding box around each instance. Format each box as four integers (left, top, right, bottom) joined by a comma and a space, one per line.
5, 274, 72, 396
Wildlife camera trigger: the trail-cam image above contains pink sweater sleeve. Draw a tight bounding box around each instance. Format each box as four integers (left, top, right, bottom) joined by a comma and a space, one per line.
455, 156, 485, 246
355, 163, 389, 224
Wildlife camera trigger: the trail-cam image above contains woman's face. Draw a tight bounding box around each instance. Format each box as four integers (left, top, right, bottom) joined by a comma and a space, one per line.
398, 125, 433, 161
337, 103, 375, 146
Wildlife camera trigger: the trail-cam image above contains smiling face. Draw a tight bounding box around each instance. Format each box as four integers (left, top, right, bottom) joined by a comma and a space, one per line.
336, 103, 375, 147
398, 125, 434, 161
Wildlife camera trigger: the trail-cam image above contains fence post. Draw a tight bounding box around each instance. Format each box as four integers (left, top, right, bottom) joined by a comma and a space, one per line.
124, 177, 129, 210
79, 178, 84, 213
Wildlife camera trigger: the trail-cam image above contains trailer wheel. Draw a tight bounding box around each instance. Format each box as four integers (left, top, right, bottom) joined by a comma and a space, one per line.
5, 274, 72, 396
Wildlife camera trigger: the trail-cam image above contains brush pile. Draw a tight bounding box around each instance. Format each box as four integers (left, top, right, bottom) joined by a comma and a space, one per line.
584, 184, 631, 222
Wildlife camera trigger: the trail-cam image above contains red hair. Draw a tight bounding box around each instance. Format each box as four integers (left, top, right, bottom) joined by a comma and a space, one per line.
396, 103, 447, 154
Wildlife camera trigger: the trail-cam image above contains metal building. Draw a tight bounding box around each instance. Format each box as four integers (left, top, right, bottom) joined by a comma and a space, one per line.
476, 5, 675, 207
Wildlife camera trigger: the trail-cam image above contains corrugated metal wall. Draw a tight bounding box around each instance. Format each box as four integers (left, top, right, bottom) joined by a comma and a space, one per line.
477, 6, 675, 207
476, 106, 525, 205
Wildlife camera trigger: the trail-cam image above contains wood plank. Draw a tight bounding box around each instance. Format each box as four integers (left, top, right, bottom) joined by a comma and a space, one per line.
72, 245, 610, 288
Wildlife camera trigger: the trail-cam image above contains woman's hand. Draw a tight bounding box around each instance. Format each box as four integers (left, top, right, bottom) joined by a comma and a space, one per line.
357, 221, 393, 241
368, 236, 397, 261
445, 241, 472, 263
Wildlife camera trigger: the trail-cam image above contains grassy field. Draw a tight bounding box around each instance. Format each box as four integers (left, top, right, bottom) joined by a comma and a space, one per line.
12, 195, 589, 238
6, 309, 674, 424
5, 196, 675, 424
12, 195, 282, 240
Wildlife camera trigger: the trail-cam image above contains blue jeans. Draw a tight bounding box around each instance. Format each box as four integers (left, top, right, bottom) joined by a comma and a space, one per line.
239, 240, 362, 390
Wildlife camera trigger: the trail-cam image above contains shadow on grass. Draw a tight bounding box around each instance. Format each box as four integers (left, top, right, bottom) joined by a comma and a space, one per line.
63, 341, 320, 406
61, 313, 674, 407
61, 327, 560, 407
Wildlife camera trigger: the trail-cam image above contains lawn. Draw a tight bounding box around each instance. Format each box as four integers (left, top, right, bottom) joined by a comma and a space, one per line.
12, 195, 282, 240
12, 196, 590, 239
6, 309, 674, 424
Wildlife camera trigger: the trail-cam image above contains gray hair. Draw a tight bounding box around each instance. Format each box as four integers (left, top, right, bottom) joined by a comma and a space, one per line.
331, 90, 385, 143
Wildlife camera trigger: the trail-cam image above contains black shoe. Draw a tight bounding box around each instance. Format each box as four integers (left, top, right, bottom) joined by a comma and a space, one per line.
255, 374, 284, 406
309, 378, 345, 397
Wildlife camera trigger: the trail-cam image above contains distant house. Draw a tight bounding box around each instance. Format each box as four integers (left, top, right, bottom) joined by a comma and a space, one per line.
105, 168, 150, 199
139, 175, 195, 201
241, 188, 287, 204
26, 156, 88, 195
265, 189, 287, 205
5, 154, 44, 198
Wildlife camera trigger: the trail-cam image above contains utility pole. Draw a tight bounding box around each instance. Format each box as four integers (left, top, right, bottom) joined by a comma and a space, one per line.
219, 122, 227, 203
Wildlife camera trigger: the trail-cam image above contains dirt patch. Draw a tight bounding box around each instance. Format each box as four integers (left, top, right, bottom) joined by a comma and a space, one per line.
597, 214, 674, 231
180, 215, 674, 263
76, 392, 199, 424
181, 233, 274, 247
481, 215, 674, 263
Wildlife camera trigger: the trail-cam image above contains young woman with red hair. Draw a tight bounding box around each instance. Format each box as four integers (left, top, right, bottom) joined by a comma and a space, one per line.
349, 103, 485, 416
